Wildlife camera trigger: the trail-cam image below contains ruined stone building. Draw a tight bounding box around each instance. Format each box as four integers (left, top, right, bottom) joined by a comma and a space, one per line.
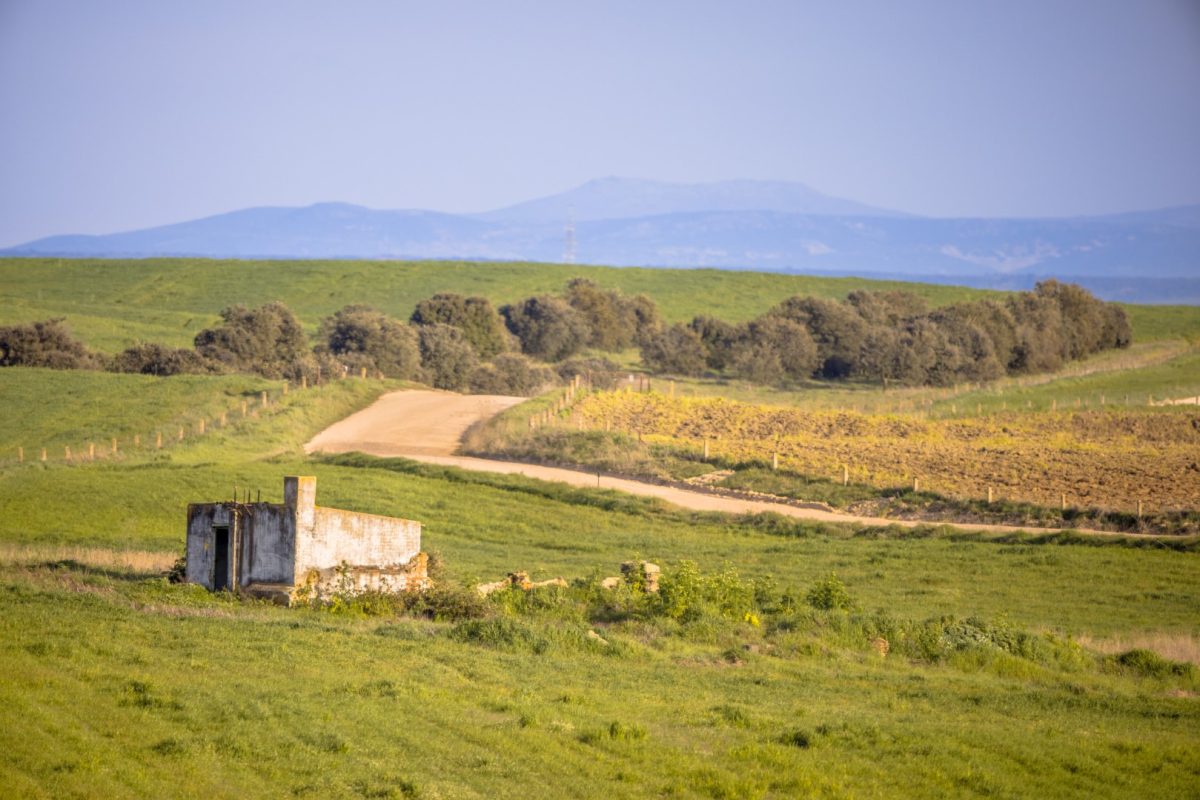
186, 476, 426, 602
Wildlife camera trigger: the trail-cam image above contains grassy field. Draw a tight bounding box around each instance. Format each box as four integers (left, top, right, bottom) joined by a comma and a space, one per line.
2, 336, 1199, 796
3, 257, 1198, 352
0, 367, 406, 468
2, 556, 1198, 800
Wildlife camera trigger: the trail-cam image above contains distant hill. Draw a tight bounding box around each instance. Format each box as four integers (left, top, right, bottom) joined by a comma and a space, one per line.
474, 177, 911, 223
4, 179, 1198, 303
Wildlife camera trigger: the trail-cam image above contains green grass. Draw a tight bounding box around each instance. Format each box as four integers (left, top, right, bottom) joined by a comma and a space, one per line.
1123, 303, 1200, 343
7, 256, 1195, 353
2, 364, 1199, 797
0, 367, 406, 466
3, 564, 1197, 799
1, 443, 1197, 636
0, 368, 276, 458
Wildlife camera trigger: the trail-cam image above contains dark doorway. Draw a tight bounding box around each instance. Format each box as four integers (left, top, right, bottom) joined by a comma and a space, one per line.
213, 526, 230, 591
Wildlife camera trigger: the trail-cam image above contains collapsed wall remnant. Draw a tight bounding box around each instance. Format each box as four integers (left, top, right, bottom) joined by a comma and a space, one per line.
186, 476, 427, 603
476, 571, 569, 596
476, 562, 661, 596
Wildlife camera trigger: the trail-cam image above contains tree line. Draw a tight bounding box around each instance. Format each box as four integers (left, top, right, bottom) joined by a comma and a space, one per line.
0, 278, 1129, 391
639, 280, 1131, 386
0, 279, 658, 394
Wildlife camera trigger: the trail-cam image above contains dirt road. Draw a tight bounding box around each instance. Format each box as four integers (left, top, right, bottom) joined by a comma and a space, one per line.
305, 390, 525, 457
305, 390, 1131, 537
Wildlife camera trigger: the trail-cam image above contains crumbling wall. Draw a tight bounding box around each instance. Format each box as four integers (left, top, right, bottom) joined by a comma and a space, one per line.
187, 476, 424, 599
297, 552, 430, 601
295, 506, 421, 574
241, 504, 294, 586
185, 503, 229, 589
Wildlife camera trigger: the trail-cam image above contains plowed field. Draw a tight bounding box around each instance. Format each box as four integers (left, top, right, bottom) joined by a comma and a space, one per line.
574, 392, 1200, 512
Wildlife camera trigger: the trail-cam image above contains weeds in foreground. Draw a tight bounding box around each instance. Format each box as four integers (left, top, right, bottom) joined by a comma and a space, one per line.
295, 559, 1197, 685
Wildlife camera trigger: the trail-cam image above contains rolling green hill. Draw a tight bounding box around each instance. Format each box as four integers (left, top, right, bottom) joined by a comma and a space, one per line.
0, 367, 1197, 797
1, 266, 1198, 798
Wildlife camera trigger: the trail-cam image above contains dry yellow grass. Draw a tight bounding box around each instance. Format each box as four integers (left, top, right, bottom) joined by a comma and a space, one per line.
0, 542, 175, 575
572, 390, 1200, 511
1077, 632, 1200, 666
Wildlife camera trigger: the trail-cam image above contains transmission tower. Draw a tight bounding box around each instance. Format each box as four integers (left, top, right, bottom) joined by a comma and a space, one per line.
563, 205, 577, 264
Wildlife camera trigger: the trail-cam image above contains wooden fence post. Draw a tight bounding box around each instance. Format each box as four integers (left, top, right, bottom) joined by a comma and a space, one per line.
198, 419, 206, 435
912, 477, 920, 492
842, 464, 849, 486
987, 487, 993, 504
177, 426, 184, 441
111, 437, 118, 455
772, 451, 779, 471
88, 442, 95, 460
260, 391, 268, 408
703, 439, 709, 461
156, 431, 163, 449
40, 447, 47, 462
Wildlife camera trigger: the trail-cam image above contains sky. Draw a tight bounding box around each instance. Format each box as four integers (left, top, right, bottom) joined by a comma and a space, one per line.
1, 0, 1199, 246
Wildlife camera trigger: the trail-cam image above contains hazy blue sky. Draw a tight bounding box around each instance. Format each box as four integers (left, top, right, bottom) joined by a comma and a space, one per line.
1, 0, 1198, 245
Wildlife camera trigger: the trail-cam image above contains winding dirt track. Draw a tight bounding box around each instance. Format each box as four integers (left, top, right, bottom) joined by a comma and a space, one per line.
305, 390, 1126, 536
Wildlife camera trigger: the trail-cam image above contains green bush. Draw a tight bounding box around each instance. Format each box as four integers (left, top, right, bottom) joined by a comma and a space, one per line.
1110, 648, 1195, 679
0, 318, 105, 370
805, 573, 854, 611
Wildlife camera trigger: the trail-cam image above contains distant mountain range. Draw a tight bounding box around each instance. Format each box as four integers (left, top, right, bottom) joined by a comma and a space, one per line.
5, 177, 1198, 303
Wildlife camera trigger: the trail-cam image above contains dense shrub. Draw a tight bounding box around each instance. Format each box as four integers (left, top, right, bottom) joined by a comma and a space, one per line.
624, 292, 664, 346
688, 316, 739, 370
639, 324, 707, 377
318, 305, 421, 379
773, 296, 869, 378
653, 283, 1130, 388
112, 342, 214, 376
468, 352, 556, 395
193, 301, 311, 379
729, 317, 818, 384
564, 278, 662, 351
564, 278, 631, 351
501, 295, 592, 361
417, 323, 479, 390
556, 358, 625, 390
411, 293, 512, 359
0, 318, 104, 370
